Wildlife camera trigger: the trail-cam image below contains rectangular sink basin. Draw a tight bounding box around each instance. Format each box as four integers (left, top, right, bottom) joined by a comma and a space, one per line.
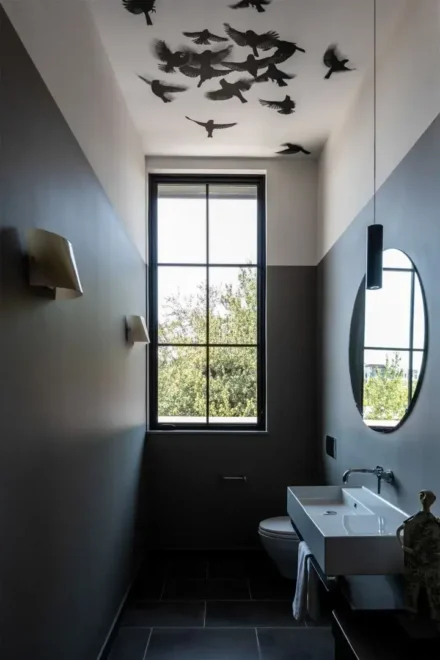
287, 486, 408, 576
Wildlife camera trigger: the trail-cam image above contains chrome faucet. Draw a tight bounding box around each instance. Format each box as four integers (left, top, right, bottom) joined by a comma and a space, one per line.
342, 465, 394, 495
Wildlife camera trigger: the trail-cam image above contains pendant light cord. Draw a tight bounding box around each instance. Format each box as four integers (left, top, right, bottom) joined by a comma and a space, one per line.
373, 0, 377, 225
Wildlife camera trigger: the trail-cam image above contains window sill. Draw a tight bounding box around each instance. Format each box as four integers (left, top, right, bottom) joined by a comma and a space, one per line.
147, 429, 269, 436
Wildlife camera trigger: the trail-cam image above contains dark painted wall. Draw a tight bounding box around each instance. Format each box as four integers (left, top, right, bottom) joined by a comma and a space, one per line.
1, 11, 146, 660
318, 113, 440, 515
145, 266, 320, 548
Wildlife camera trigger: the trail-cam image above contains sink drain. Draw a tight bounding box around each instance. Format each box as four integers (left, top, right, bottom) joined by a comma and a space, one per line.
323, 510, 337, 516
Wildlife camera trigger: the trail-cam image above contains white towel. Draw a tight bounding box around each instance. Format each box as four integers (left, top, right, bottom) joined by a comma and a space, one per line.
292, 541, 321, 622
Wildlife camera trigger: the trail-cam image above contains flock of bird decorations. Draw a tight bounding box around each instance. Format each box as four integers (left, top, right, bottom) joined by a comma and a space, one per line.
123, 0, 355, 155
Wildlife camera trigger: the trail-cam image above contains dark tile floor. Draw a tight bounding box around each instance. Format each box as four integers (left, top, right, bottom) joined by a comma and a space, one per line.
107, 552, 334, 659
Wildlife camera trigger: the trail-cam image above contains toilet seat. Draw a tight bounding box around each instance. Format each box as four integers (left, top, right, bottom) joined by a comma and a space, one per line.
258, 516, 298, 540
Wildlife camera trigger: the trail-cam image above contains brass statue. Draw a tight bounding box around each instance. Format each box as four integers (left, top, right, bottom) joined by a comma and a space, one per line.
397, 491, 440, 621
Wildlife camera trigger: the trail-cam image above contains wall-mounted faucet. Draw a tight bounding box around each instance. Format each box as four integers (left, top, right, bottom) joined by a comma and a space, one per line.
342, 465, 394, 495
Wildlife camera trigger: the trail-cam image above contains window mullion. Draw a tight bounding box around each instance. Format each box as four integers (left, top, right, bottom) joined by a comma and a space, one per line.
206, 183, 210, 426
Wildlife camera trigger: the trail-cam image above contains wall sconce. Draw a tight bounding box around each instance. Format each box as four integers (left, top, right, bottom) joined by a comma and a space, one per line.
27, 228, 83, 299
125, 316, 150, 345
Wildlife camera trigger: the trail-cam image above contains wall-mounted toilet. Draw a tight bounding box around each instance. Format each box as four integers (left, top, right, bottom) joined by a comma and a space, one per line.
258, 516, 299, 580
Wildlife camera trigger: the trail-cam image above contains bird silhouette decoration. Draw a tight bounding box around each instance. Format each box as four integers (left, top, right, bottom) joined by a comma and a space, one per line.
205, 78, 254, 104
187, 45, 234, 69
277, 143, 311, 155
224, 24, 279, 57
138, 76, 188, 103
183, 29, 228, 46
223, 52, 289, 79
229, 0, 272, 12
185, 117, 237, 138
272, 39, 306, 61
180, 63, 231, 88
180, 45, 234, 87
255, 63, 295, 87
260, 94, 296, 115
323, 45, 354, 79
152, 40, 190, 73
122, 0, 157, 26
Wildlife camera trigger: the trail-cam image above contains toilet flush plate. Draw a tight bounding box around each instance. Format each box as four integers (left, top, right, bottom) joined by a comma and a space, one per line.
287, 486, 407, 576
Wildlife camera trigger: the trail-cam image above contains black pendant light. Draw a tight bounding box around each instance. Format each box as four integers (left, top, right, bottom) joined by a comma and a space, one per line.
366, 0, 383, 290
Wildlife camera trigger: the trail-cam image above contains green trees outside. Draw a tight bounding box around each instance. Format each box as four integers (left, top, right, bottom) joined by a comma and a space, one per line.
363, 352, 410, 422
158, 267, 257, 419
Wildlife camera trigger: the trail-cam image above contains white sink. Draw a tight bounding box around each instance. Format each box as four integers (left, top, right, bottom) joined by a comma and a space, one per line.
287, 486, 408, 576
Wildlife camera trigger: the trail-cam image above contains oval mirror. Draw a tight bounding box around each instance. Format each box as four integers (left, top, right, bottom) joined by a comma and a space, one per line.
349, 249, 428, 432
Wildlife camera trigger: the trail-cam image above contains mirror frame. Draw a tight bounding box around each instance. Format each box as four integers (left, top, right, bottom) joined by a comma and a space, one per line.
349, 251, 429, 434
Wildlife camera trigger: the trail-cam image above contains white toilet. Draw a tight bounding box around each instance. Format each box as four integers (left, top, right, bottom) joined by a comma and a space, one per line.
258, 516, 299, 580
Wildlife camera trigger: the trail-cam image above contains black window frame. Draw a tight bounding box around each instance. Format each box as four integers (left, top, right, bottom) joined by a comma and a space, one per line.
148, 173, 266, 432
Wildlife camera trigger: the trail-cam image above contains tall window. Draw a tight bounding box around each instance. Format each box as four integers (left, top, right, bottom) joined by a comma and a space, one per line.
149, 175, 266, 431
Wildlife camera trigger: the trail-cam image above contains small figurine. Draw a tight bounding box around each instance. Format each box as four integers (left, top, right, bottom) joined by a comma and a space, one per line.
397, 491, 440, 621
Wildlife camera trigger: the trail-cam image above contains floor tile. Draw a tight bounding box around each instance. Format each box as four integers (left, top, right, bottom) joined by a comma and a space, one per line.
206, 601, 301, 628
246, 555, 280, 578
145, 628, 259, 660
120, 601, 205, 628
163, 578, 250, 601
208, 555, 248, 579
165, 554, 207, 578
249, 577, 296, 601
107, 628, 151, 660
257, 627, 334, 660
130, 575, 165, 601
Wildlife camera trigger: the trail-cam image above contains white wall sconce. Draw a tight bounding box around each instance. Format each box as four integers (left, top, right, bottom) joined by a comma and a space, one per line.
125, 316, 150, 345
27, 228, 83, 300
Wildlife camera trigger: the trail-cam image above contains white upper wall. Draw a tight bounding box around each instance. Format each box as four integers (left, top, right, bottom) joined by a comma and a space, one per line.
318, 0, 440, 262
3, 0, 146, 261
147, 157, 318, 267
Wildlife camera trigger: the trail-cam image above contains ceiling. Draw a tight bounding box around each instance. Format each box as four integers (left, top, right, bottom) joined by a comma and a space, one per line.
89, 0, 404, 158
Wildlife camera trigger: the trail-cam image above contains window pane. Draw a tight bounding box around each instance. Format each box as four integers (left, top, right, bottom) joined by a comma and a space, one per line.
413, 275, 425, 349
364, 271, 411, 348
209, 185, 258, 264
209, 347, 257, 423
157, 184, 206, 263
209, 267, 257, 344
363, 350, 409, 429
158, 347, 206, 424
158, 267, 206, 344
412, 351, 424, 393
383, 249, 412, 269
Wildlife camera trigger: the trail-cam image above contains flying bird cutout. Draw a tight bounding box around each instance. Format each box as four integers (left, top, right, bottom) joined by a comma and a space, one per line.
122, 0, 157, 26
272, 40, 306, 61
152, 40, 190, 73
183, 29, 229, 45
255, 63, 295, 87
186, 117, 237, 138
224, 23, 279, 57
277, 143, 311, 155
205, 78, 254, 104
223, 52, 290, 79
323, 45, 354, 79
260, 94, 296, 114
180, 63, 231, 88
138, 75, 187, 102
229, 0, 272, 12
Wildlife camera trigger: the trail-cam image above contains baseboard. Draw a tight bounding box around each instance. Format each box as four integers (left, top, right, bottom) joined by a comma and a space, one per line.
96, 560, 142, 660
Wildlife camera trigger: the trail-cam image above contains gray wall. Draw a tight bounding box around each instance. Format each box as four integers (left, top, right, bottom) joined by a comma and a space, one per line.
318, 112, 440, 516
0, 11, 146, 660
145, 266, 319, 549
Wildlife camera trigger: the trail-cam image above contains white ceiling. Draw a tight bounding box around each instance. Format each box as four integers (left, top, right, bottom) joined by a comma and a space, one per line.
89, 0, 405, 157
